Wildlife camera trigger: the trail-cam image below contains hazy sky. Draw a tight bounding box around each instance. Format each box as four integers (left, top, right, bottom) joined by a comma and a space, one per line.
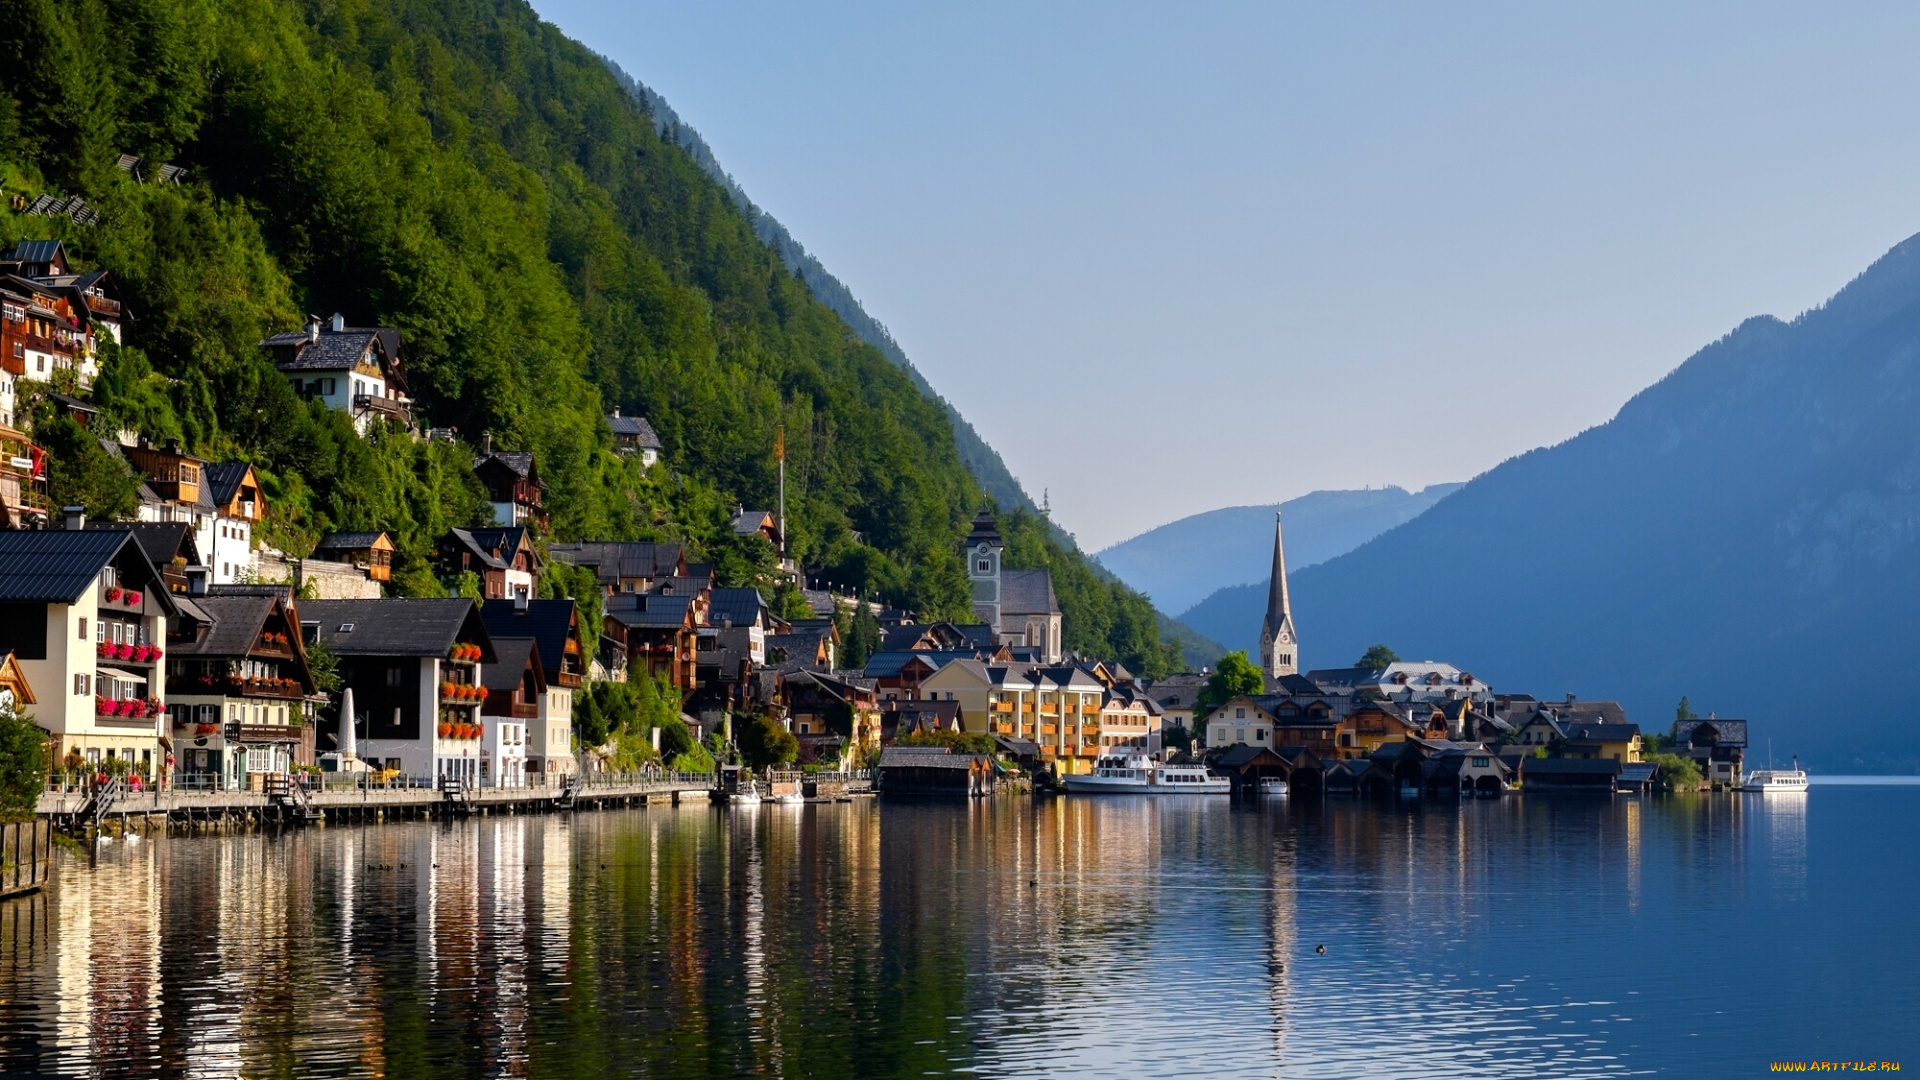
530, 0, 1920, 550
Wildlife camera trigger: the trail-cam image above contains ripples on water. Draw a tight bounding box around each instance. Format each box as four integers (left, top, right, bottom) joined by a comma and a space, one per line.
0, 788, 1911, 1078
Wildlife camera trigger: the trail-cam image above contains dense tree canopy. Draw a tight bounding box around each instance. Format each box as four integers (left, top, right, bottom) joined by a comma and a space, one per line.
0, 0, 1180, 663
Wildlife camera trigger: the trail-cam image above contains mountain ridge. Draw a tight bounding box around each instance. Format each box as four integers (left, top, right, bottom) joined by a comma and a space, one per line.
1286, 231, 1920, 771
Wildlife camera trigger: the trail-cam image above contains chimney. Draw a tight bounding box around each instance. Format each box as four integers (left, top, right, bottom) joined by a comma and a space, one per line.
482, 431, 492, 455
330, 312, 345, 332
611, 406, 620, 418
164, 438, 180, 454
306, 314, 321, 342
62, 506, 85, 531
185, 566, 210, 596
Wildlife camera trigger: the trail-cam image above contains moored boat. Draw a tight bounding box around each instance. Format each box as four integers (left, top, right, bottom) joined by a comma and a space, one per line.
1742, 759, 1809, 793
1061, 754, 1230, 794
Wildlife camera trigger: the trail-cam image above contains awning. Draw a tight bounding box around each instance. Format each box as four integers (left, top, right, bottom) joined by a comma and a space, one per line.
95, 667, 147, 683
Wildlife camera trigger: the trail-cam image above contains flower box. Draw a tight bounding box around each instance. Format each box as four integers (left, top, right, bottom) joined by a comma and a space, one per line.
105, 586, 122, 603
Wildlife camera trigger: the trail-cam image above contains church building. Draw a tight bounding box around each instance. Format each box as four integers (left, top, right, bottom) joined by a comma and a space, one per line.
964, 510, 1063, 663
1258, 512, 1300, 691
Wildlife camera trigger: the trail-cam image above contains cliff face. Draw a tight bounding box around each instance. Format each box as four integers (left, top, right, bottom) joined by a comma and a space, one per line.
1289, 234, 1920, 770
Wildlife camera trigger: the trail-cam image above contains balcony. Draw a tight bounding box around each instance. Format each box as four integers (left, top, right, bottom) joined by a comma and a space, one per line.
1040, 724, 1058, 736
353, 393, 413, 424
167, 675, 304, 699
440, 682, 487, 707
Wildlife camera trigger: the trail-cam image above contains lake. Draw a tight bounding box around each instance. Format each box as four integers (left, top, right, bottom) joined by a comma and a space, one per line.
0, 785, 1912, 1078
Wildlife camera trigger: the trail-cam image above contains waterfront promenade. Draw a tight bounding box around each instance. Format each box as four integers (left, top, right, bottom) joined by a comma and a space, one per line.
35, 771, 726, 832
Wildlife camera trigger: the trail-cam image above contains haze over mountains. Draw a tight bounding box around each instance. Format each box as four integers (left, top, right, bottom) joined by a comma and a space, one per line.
1273, 233, 1920, 772
1096, 486, 1463, 616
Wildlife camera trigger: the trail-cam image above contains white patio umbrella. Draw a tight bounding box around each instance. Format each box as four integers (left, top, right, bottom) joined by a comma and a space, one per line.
339, 687, 358, 762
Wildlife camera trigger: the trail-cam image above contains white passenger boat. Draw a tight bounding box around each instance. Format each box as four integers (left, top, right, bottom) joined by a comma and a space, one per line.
1260, 776, 1289, 798
1061, 754, 1230, 794
1742, 757, 1809, 793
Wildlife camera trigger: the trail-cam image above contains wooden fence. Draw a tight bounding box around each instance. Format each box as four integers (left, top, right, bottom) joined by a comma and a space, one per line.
0, 819, 54, 900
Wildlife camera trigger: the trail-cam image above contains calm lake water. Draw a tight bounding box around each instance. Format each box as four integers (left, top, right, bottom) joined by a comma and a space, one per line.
0, 787, 1913, 1078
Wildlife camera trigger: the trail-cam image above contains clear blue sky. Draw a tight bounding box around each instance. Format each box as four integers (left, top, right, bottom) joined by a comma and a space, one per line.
530, 0, 1920, 550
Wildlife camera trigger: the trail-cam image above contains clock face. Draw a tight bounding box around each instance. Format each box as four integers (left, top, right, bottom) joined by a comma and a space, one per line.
1278, 632, 1292, 644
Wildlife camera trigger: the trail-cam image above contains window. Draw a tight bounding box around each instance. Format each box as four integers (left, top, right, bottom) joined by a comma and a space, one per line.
74, 674, 89, 695
1255, 729, 1266, 741
977, 560, 991, 572
338, 623, 354, 632
386, 666, 404, 687
78, 617, 87, 640
1235, 708, 1245, 719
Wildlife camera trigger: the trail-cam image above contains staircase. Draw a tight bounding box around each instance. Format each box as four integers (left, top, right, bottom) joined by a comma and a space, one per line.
264, 774, 320, 821
68, 777, 121, 835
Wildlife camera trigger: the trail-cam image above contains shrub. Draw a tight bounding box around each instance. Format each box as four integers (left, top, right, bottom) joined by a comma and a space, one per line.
0, 707, 47, 818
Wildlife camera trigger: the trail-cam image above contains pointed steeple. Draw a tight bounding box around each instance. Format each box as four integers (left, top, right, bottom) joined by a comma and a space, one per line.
1263, 511, 1290, 638
1259, 510, 1298, 685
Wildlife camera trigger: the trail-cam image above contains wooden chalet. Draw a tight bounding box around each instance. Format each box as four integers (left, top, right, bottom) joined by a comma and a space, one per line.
310, 531, 394, 583
474, 450, 547, 528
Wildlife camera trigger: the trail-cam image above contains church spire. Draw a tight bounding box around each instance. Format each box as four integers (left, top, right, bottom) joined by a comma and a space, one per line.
1264, 510, 1290, 638
1259, 510, 1298, 686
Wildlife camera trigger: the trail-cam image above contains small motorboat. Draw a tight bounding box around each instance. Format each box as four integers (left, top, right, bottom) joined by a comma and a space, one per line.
1260, 777, 1289, 798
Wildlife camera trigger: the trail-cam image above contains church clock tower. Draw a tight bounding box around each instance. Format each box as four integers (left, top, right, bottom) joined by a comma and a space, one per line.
1258, 511, 1299, 690
965, 509, 1004, 634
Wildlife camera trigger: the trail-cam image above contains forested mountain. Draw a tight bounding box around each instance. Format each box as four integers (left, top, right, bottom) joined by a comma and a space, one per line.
1287, 234, 1920, 771
0, 0, 1178, 674
597, 60, 1042, 522
1097, 485, 1463, 616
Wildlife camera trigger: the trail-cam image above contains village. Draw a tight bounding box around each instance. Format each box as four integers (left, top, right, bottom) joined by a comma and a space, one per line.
0, 236, 1751, 817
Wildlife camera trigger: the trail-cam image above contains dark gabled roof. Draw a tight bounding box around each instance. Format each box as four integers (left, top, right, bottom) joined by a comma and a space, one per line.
474, 451, 538, 482
1522, 757, 1621, 776
5, 240, 65, 265
707, 587, 766, 628
1000, 569, 1059, 616
479, 600, 578, 682
879, 746, 978, 770
481, 637, 543, 693
466, 526, 536, 560
548, 541, 683, 583
1215, 744, 1283, 768
1564, 722, 1641, 743
85, 521, 199, 568
730, 508, 774, 535
608, 412, 661, 446
605, 592, 693, 628
302, 599, 491, 658
202, 462, 254, 507
1673, 719, 1749, 748
1618, 762, 1660, 783
0, 529, 179, 616
440, 528, 507, 571
313, 531, 390, 552
169, 595, 277, 658
262, 328, 385, 372
1554, 700, 1631, 726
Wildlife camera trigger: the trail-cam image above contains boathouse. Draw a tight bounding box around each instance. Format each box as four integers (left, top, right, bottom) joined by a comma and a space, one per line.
877, 746, 992, 797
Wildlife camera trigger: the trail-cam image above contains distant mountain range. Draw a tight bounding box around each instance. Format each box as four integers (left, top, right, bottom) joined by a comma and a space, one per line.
1096, 486, 1463, 617
1265, 233, 1920, 772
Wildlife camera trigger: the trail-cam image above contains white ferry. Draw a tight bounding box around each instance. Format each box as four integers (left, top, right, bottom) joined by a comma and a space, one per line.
1061, 754, 1230, 795
1742, 758, 1809, 793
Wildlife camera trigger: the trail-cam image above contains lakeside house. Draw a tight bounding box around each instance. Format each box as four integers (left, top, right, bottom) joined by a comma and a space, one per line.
302, 599, 495, 784
164, 587, 319, 789
479, 598, 583, 777
0, 523, 181, 775
478, 636, 539, 788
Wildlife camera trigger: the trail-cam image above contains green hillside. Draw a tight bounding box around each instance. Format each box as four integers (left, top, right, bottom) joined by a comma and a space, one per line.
0, 0, 1180, 674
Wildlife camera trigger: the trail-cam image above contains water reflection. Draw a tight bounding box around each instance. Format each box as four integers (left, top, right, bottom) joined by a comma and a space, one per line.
0, 789, 1909, 1078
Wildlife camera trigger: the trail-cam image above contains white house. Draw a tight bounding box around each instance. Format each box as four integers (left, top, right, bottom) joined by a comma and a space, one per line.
260, 314, 411, 434
0, 523, 180, 774
302, 599, 495, 783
